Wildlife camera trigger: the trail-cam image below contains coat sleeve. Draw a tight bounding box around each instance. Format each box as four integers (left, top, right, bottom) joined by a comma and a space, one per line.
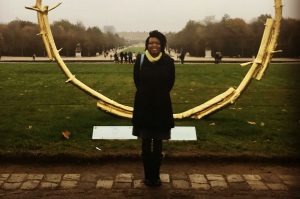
133, 54, 141, 89
168, 58, 175, 91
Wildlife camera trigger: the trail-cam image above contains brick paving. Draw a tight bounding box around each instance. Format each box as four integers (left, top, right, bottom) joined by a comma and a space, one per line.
0, 172, 299, 194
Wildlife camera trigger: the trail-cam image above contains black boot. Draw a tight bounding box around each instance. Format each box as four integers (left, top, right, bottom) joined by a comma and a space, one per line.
151, 153, 162, 187
142, 154, 152, 186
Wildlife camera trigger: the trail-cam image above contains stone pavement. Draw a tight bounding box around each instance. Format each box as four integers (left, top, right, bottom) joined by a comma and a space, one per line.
1, 172, 299, 198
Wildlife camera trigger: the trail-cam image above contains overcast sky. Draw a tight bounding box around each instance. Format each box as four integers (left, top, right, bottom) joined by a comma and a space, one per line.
0, 0, 299, 32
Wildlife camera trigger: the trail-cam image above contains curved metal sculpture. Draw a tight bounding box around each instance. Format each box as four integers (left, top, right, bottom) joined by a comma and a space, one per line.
26, 0, 282, 119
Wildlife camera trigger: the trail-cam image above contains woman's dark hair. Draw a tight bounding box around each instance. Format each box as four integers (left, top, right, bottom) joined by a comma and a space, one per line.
145, 30, 167, 53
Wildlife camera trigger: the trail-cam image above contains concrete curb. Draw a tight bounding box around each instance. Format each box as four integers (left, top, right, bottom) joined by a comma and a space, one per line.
1, 60, 300, 64
1, 151, 299, 164
1, 56, 300, 63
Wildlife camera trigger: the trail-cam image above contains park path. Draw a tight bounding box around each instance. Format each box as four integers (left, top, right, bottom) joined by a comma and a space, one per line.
1, 55, 300, 63
0, 160, 299, 198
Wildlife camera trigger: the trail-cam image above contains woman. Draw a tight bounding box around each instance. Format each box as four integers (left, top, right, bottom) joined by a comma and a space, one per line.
132, 30, 175, 187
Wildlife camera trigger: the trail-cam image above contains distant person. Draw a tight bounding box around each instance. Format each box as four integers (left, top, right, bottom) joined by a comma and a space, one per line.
132, 30, 175, 187
179, 49, 186, 64
114, 52, 119, 63
128, 51, 133, 63
120, 52, 124, 63
32, 53, 36, 61
132, 52, 137, 63
124, 52, 128, 63
214, 52, 222, 64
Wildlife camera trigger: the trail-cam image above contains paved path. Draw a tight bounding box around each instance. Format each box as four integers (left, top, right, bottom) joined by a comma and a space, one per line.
1, 56, 300, 63
0, 162, 299, 198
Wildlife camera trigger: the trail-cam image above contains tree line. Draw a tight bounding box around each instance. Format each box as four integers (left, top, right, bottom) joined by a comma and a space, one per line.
0, 15, 299, 58
166, 15, 300, 58
0, 19, 125, 57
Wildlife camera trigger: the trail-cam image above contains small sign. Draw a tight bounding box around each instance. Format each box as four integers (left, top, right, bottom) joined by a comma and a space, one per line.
92, 126, 197, 141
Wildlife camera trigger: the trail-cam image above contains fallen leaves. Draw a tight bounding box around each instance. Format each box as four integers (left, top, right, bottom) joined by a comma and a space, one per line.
247, 121, 257, 125
247, 121, 265, 127
62, 130, 71, 139
96, 147, 102, 151
229, 107, 243, 110
26, 125, 33, 131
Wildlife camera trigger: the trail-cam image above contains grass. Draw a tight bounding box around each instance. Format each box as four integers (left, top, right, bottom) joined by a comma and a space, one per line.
0, 62, 299, 159
122, 47, 144, 53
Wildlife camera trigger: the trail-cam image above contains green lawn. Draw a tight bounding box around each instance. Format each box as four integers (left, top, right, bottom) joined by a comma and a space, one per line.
0, 62, 299, 158
122, 47, 144, 53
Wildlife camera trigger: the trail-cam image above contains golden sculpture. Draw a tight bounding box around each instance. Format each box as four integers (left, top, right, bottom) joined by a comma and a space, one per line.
26, 0, 282, 119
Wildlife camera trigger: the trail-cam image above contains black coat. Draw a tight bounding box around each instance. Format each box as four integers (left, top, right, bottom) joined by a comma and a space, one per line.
132, 53, 175, 131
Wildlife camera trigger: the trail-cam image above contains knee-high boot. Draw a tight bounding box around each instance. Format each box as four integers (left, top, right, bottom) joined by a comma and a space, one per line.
151, 153, 162, 186
142, 154, 152, 186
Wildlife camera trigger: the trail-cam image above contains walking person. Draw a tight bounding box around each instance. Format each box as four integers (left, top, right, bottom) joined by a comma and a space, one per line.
32, 53, 36, 61
124, 52, 128, 63
120, 51, 124, 63
132, 30, 175, 187
128, 51, 133, 63
214, 52, 222, 64
179, 48, 186, 64
114, 52, 119, 63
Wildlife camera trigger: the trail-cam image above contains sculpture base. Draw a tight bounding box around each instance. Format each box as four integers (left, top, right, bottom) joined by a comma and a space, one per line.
92, 126, 197, 141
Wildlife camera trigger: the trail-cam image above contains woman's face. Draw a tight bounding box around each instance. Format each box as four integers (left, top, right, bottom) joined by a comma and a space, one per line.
147, 37, 161, 57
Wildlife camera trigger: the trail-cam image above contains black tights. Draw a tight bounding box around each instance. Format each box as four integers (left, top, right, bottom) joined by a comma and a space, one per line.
142, 139, 162, 156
